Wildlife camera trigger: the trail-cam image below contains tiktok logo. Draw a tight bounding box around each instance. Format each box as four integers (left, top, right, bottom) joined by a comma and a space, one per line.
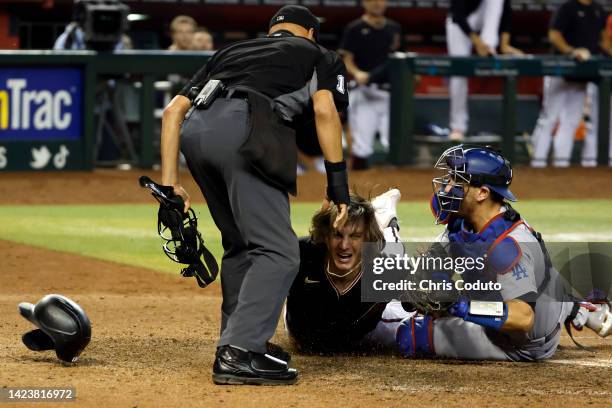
53, 145, 70, 169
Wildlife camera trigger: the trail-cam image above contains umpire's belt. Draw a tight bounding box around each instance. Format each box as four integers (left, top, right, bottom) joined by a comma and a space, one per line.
221, 88, 250, 100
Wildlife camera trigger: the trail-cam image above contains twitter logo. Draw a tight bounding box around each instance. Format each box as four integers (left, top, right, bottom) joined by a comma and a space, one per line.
30, 145, 52, 169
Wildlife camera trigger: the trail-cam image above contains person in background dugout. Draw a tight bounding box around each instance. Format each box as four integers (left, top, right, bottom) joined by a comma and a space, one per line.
584, 12, 612, 167
193, 27, 214, 51
167, 15, 199, 98
168, 15, 197, 51
530, 0, 608, 168
446, 0, 523, 141
339, 0, 401, 170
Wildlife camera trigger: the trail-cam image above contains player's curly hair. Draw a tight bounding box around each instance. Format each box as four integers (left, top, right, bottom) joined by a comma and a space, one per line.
310, 192, 384, 249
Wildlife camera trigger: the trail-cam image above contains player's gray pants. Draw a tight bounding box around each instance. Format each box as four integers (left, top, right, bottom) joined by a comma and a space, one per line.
433, 301, 576, 361
531, 77, 587, 167
180, 97, 300, 354
445, 0, 504, 132
432, 318, 511, 360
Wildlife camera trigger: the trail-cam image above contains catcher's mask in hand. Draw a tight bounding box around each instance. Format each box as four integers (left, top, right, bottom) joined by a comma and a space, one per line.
139, 176, 219, 288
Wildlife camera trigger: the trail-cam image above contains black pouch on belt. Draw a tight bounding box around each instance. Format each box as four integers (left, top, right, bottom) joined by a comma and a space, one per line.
237, 88, 298, 196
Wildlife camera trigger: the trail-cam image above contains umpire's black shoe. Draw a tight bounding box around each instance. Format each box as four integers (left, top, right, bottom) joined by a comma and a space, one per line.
266, 341, 291, 363
213, 345, 298, 385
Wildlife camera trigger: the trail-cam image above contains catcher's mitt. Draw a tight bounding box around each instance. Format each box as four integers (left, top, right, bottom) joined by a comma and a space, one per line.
398, 242, 460, 315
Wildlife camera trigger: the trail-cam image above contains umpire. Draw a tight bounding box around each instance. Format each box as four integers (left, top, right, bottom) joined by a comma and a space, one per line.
160, 5, 349, 385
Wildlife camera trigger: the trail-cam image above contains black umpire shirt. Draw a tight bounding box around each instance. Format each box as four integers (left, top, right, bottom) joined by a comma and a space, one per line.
551, 0, 606, 55
449, 0, 513, 37
339, 18, 401, 73
285, 238, 387, 353
179, 30, 348, 121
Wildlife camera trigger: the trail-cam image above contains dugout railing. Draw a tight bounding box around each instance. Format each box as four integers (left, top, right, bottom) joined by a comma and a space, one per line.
389, 54, 612, 166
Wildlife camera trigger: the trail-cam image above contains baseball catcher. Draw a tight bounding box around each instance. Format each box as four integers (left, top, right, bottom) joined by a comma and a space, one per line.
139, 175, 218, 288
395, 145, 610, 360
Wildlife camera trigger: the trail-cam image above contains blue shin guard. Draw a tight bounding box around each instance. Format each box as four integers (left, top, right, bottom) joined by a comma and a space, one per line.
396, 315, 435, 358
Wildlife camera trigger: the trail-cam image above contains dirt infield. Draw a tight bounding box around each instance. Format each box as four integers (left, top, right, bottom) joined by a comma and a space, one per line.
0, 165, 611, 205
1, 239, 611, 407
0, 168, 611, 407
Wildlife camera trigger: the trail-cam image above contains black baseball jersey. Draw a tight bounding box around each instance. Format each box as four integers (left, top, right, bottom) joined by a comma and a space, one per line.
449, 0, 512, 37
179, 30, 349, 117
339, 18, 401, 72
285, 238, 386, 353
550, 0, 607, 55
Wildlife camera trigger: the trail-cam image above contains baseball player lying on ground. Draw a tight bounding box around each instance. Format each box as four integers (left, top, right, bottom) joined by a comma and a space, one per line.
285, 145, 611, 360
285, 188, 412, 353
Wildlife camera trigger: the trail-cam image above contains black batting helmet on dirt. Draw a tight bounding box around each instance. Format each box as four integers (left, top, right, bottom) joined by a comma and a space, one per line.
19, 294, 91, 363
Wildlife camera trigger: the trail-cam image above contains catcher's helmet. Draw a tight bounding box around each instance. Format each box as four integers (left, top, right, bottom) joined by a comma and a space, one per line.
432, 145, 516, 223
19, 294, 91, 363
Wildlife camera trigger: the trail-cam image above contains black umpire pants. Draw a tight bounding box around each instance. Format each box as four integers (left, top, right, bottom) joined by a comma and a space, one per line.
180, 97, 300, 353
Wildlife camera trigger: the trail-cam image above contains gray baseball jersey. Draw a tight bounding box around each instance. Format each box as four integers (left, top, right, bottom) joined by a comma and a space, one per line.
435, 211, 573, 361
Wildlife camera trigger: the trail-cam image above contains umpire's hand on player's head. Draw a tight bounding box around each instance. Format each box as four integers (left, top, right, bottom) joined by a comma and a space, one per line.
321, 198, 348, 230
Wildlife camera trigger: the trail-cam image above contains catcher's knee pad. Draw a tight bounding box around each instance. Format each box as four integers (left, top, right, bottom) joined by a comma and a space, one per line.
396, 315, 435, 358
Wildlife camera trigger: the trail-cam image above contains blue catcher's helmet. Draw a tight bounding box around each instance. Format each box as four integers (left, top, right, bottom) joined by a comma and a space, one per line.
432, 145, 516, 224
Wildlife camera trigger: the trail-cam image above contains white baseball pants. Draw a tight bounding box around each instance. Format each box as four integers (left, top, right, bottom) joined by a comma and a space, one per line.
531, 77, 587, 167
349, 84, 390, 159
446, 0, 504, 132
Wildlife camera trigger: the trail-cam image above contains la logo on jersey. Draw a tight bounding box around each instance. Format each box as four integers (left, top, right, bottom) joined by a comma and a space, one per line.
336, 75, 345, 94
0, 68, 82, 141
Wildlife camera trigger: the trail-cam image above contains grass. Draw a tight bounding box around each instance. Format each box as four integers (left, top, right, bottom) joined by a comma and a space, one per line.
0, 200, 611, 273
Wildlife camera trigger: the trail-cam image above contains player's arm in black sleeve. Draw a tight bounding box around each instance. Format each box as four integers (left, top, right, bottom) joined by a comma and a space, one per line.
499, 0, 523, 56
599, 9, 611, 55
450, 0, 494, 56
602, 29, 612, 55
548, 3, 579, 56
338, 23, 369, 85
450, 0, 474, 37
369, 22, 402, 84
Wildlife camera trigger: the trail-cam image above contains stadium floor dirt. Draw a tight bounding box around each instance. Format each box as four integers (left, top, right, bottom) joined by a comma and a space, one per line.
1, 168, 611, 406
1, 239, 611, 407
0, 165, 611, 205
